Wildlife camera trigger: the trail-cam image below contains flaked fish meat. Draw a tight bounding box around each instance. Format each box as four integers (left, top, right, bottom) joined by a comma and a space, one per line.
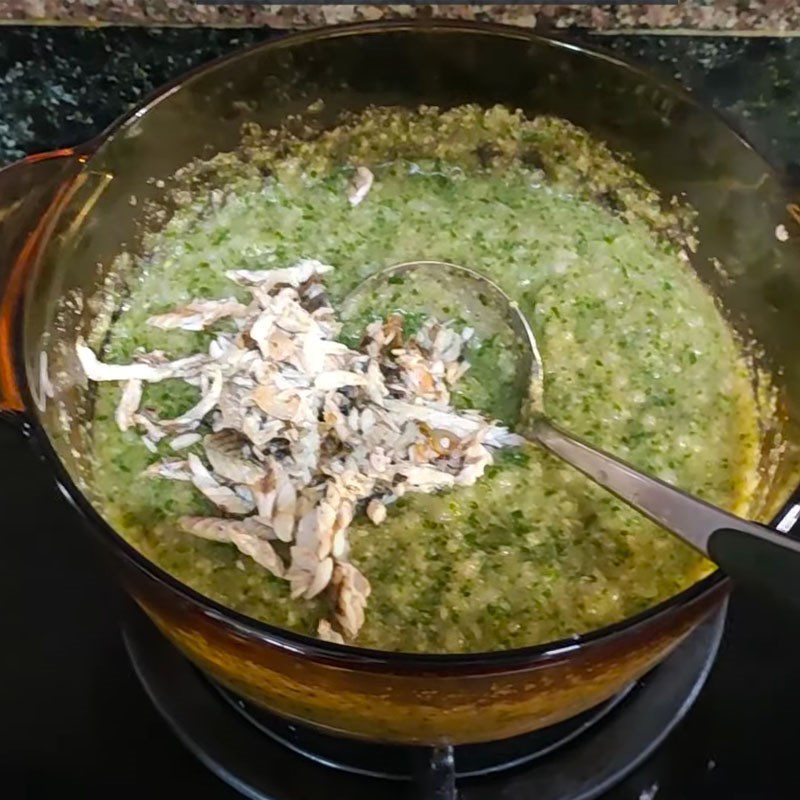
147, 298, 249, 331
77, 258, 524, 643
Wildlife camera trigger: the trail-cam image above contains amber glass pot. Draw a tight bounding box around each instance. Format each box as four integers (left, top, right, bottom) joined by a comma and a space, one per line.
2, 22, 800, 746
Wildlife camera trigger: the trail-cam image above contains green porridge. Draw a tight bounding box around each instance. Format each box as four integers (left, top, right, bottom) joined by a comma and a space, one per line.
88, 105, 762, 653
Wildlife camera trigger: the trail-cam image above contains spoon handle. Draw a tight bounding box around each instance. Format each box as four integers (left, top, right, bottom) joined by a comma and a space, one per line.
531, 418, 800, 605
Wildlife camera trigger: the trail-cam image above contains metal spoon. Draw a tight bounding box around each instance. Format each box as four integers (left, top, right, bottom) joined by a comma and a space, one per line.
346, 260, 800, 605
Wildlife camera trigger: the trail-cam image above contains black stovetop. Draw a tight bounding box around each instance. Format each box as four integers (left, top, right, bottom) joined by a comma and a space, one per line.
3, 26, 800, 800
5, 421, 798, 800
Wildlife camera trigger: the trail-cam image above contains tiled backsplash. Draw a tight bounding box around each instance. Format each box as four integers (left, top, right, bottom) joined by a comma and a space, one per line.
1, 1, 800, 34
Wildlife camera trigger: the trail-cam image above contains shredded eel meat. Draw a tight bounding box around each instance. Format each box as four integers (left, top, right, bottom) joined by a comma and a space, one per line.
78, 258, 522, 642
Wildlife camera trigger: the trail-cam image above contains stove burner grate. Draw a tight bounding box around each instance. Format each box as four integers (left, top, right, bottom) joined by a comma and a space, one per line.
214, 678, 635, 780
125, 604, 725, 800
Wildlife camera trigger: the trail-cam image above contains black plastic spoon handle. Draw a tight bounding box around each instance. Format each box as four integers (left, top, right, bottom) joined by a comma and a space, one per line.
531, 418, 800, 605
708, 527, 800, 607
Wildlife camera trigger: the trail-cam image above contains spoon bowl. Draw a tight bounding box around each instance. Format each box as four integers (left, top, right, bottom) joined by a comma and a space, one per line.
343, 260, 544, 422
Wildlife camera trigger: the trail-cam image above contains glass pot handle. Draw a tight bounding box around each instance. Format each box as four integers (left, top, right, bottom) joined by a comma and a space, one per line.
0, 148, 85, 427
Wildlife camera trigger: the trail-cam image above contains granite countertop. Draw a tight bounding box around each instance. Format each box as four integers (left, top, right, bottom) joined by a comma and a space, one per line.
3, 1, 800, 34
2, 26, 799, 178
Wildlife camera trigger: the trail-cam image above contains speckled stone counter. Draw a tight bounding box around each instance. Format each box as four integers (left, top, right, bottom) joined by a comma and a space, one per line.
1, 26, 799, 178
2, 2, 800, 34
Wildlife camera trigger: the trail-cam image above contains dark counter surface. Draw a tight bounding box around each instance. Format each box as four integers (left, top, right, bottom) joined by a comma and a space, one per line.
2, 27, 800, 175
2, 25, 799, 800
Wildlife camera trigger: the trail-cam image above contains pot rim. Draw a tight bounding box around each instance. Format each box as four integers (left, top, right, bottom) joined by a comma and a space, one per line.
14, 18, 796, 669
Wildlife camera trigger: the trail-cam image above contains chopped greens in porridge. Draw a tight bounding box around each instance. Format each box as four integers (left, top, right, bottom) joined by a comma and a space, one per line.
83, 105, 764, 653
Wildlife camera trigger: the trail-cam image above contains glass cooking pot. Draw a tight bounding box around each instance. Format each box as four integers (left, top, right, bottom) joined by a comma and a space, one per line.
2, 21, 800, 746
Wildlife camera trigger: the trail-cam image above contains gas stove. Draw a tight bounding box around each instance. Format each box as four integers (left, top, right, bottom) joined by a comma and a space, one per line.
3, 418, 799, 799
124, 601, 726, 800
